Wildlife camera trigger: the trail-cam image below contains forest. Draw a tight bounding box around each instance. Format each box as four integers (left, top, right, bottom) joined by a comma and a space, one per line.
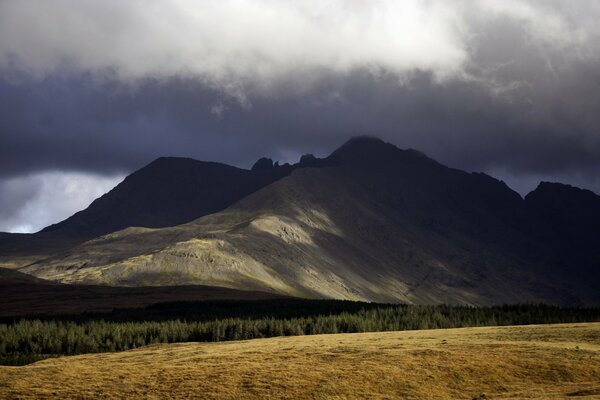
1, 300, 599, 365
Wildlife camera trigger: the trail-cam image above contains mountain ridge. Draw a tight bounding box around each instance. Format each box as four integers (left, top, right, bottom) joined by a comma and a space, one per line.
39, 157, 294, 238
1, 137, 598, 305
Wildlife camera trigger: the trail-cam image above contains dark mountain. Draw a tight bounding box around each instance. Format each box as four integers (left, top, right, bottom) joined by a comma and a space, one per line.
326, 137, 535, 254
10, 137, 598, 305
40, 157, 293, 238
525, 182, 600, 280
526, 182, 600, 247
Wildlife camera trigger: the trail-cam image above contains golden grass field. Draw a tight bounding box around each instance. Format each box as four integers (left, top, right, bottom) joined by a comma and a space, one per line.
1, 323, 599, 399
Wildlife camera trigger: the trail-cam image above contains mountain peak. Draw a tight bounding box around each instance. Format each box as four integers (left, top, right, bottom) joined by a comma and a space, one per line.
342, 135, 385, 146
251, 157, 275, 171
525, 181, 600, 215
146, 156, 199, 166
535, 181, 576, 191
327, 135, 434, 168
328, 136, 394, 161
527, 181, 599, 200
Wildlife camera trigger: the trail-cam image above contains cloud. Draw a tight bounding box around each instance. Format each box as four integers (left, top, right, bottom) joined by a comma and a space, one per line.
0, 172, 123, 233
0, 1, 470, 90
1, 1, 597, 92
0, 1, 600, 230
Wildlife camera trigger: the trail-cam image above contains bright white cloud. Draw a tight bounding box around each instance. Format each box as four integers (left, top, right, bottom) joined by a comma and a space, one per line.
0, 1, 467, 83
0, 171, 123, 233
0, 0, 463, 100
1, 0, 597, 101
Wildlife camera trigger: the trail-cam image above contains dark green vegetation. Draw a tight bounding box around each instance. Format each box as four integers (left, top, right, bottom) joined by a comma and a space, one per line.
1, 300, 598, 365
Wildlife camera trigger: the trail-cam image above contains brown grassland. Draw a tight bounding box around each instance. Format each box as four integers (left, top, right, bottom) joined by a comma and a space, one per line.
0, 322, 599, 399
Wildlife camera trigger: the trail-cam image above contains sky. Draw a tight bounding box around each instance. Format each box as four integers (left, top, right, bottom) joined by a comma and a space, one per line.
1, 0, 599, 233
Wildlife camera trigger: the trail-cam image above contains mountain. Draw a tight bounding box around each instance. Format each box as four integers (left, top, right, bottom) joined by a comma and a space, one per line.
10, 137, 599, 305
0, 156, 293, 270
40, 157, 294, 238
525, 182, 600, 280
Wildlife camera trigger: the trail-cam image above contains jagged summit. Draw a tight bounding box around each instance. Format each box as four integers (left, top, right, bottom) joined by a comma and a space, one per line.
527, 181, 599, 199
298, 154, 319, 167
525, 181, 600, 222
250, 136, 434, 172
327, 136, 436, 168
251, 157, 275, 171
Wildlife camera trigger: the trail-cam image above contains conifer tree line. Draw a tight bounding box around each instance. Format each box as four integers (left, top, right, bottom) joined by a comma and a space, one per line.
1, 301, 598, 365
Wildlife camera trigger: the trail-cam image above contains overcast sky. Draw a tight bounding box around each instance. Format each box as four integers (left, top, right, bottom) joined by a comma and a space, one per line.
1, 0, 599, 233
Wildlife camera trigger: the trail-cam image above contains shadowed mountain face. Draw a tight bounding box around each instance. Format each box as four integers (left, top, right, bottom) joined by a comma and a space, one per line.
525, 182, 600, 279
526, 182, 600, 248
40, 157, 293, 238
1, 137, 599, 305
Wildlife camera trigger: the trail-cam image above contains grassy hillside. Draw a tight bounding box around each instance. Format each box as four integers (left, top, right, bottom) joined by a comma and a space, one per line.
17, 165, 593, 305
1, 323, 598, 399
6, 138, 599, 305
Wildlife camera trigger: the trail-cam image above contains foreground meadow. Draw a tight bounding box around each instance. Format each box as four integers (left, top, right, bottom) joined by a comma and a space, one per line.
1, 323, 599, 399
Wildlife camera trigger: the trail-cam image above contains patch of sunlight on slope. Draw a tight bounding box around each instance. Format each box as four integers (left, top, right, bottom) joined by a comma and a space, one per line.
250, 215, 314, 244
293, 207, 344, 237
85, 227, 158, 243
67, 237, 302, 295
245, 210, 367, 299
249, 207, 344, 244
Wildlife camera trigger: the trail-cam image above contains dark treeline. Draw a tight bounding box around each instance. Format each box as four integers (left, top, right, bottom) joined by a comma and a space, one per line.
1, 301, 599, 365
0, 299, 386, 324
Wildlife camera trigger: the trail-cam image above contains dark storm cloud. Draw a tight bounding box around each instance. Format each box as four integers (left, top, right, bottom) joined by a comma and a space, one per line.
0, 1, 599, 232
2, 69, 597, 180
